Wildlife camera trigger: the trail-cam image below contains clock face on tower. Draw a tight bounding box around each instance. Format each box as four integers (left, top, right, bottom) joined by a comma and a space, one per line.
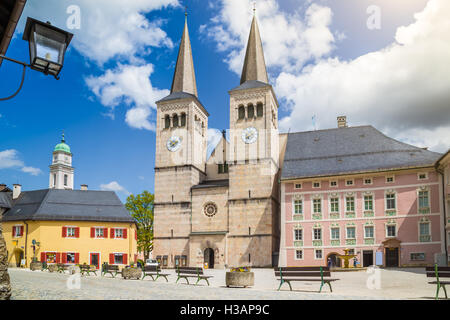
166, 136, 182, 152
242, 127, 258, 144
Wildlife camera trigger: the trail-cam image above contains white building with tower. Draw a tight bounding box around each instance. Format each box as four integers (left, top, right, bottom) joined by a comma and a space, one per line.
49, 133, 74, 190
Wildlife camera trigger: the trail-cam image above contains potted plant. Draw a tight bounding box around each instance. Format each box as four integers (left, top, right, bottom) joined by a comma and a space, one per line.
30, 257, 43, 271
122, 262, 142, 280
226, 266, 254, 288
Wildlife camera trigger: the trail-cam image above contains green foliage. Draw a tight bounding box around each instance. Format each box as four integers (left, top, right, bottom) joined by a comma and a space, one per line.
126, 190, 154, 260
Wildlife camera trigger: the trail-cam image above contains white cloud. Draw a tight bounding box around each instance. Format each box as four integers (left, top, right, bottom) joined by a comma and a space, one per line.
22, 0, 179, 65
21, 167, 43, 176
0, 150, 24, 169
85, 64, 169, 131
276, 0, 450, 152
0, 149, 43, 176
202, 0, 337, 75
21, 0, 178, 131
100, 181, 130, 195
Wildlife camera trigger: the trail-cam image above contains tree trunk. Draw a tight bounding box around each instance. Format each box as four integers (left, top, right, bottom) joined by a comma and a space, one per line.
0, 222, 12, 300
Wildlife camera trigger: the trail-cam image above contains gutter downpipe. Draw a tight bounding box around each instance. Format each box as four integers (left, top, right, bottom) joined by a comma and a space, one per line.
23, 221, 28, 267
437, 166, 448, 265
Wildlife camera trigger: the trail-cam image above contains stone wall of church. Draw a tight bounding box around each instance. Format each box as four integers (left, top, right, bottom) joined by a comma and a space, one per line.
191, 187, 229, 233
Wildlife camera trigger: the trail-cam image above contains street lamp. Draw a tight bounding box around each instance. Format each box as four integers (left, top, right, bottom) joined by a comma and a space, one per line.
0, 17, 73, 101
23, 17, 73, 78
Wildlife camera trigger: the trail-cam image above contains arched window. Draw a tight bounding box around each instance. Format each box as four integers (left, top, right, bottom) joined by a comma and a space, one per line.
173, 114, 179, 127
247, 104, 255, 118
180, 113, 186, 127
164, 115, 170, 129
257, 103, 264, 117
238, 105, 245, 120
64, 174, 68, 186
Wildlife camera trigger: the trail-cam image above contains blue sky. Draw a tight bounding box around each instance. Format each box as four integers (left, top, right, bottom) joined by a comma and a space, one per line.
1, 0, 449, 202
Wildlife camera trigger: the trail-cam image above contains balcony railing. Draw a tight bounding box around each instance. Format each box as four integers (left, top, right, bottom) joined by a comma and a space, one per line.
312, 213, 322, 220
418, 207, 430, 214
364, 238, 375, 245
385, 209, 397, 216
293, 214, 303, 221
345, 212, 356, 218
329, 213, 340, 219
363, 210, 374, 217
419, 235, 431, 242
294, 240, 303, 247
330, 240, 340, 246
312, 240, 322, 247
346, 239, 356, 246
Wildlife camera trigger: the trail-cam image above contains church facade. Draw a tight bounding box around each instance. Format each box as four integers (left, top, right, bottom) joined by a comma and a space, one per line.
152, 14, 449, 269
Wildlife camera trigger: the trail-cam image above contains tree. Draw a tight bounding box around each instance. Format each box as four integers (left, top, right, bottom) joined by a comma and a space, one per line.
125, 191, 154, 261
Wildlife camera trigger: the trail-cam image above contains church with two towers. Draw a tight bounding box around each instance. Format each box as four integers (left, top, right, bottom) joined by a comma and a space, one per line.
153, 13, 283, 268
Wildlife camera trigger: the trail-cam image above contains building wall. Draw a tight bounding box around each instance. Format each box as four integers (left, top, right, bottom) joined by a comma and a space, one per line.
3, 220, 137, 268
280, 169, 444, 267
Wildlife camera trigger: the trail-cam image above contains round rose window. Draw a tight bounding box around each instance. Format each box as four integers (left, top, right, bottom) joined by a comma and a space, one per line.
204, 202, 218, 217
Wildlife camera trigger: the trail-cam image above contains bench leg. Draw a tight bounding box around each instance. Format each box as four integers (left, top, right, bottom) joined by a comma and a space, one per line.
443, 285, 448, 299
327, 281, 333, 293
163, 275, 169, 282
436, 284, 441, 300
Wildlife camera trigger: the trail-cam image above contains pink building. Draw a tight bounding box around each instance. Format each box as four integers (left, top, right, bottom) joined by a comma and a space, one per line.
279, 119, 449, 268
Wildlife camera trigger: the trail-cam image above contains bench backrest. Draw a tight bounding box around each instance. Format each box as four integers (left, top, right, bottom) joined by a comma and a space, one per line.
426, 266, 450, 279
177, 267, 204, 275
104, 265, 119, 271
274, 266, 331, 278
143, 265, 161, 272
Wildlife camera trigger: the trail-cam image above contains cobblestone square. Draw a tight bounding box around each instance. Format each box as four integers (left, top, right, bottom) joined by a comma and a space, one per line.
8, 267, 441, 300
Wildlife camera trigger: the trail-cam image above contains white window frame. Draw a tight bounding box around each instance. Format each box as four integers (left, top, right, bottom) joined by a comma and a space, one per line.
346, 179, 354, 186
385, 192, 396, 210
364, 194, 374, 211
312, 181, 321, 189
345, 196, 355, 212
293, 228, 303, 241
410, 252, 426, 261
13, 225, 23, 238
95, 227, 105, 238
65, 226, 77, 238
330, 227, 340, 240
364, 225, 375, 239
329, 196, 340, 214
294, 183, 302, 189
293, 199, 303, 215
312, 198, 322, 214
418, 220, 431, 242
346, 226, 356, 239
329, 180, 338, 187
313, 228, 322, 241
363, 178, 373, 185
386, 224, 397, 238
386, 175, 395, 183
417, 189, 430, 210
66, 252, 76, 264
417, 172, 428, 181
113, 253, 125, 265
314, 249, 323, 260
114, 228, 124, 239
295, 249, 304, 260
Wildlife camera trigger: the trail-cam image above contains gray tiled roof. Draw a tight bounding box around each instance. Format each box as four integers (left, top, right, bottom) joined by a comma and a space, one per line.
192, 179, 229, 190
0, 192, 12, 209
2, 189, 134, 223
281, 126, 442, 180
156, 92, 209, 116
230, 80, 270, 92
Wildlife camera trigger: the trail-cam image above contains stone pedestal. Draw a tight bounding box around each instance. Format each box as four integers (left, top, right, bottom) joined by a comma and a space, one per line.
122, 267, 142, 280
226, 272, 254, 288
30, 262, 43, 271
48, 264, 58, 273
0, 231, 11, 300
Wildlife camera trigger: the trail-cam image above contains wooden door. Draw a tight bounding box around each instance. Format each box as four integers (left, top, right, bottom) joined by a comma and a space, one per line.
385, 248, 399, 267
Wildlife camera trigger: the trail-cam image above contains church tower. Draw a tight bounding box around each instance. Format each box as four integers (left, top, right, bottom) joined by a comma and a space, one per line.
227, 13, 280, 267
49, 133, 74, 190
153, 13, 209, 265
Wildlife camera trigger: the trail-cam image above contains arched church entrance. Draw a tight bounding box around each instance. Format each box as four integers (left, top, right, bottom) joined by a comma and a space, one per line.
204, 248, 214, 269
327, 253, 341, 269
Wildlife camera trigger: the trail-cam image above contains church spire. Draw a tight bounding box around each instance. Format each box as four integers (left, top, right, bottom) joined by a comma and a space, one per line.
240, 14, 269, 85
170, 13, 198, 97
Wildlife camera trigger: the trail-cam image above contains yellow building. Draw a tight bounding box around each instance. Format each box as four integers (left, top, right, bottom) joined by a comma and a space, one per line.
0, 135, 137, 269
1, 187, 137, 268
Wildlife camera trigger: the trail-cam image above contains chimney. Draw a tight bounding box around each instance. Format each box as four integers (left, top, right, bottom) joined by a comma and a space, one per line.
81, 184, 88, 191
337, 116, 348, 128
13, 184, 22, 199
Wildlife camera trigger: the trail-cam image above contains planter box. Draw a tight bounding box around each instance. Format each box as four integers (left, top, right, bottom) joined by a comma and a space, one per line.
226, 272, 254, 288
30, 262, 43, 271
48, 264, 58, 273
122, 267, 142, 280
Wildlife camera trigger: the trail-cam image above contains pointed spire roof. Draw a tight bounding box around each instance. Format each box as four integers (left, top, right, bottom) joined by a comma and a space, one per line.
170, 14, 198, 97
240, 15, 269, 85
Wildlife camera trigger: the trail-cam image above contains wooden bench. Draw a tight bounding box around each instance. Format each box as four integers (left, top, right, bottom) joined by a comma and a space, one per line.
176, 267, 212, 286
102, 264, 121, 278
274, 267, 339, 293
426, 265, 450, 300
80, 264, 98, 276
142, 265, 170, 282
57, 263, 73, 274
